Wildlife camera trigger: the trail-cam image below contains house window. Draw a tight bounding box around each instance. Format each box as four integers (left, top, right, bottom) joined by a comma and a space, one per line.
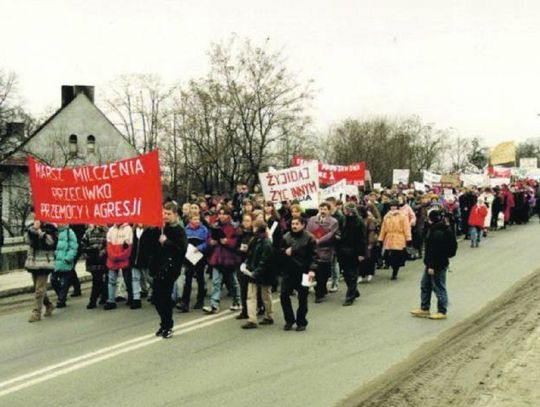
69, 134, 78, 157
87, 135, 96, 154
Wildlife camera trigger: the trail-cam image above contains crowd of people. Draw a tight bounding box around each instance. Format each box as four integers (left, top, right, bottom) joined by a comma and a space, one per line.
23, 180, 540, 337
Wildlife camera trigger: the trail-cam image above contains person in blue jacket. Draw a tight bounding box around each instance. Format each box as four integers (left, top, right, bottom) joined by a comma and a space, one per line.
179, 213, 209, 312
51, 224, 79, 308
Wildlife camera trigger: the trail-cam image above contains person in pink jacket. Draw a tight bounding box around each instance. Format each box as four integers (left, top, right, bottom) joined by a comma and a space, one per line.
468, 198, 488, 248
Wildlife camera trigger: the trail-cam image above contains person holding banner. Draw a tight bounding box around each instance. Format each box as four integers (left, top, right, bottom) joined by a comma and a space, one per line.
25, 220, 58, 322
378, 200, 411, 280
306, 202, 339, 303
81, 224, 109, 309
104, 223, 133, 310
151, 202, 188, 339
51, 224, 79, 308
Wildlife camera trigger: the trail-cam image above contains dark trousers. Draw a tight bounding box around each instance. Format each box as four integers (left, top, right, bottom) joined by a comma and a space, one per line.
238, 272, 249, 316
68, 269, 81, 294
315, 262, 331, 299
153, 277, 176, 330
123, 268, 133, 301
181, 261, 206, 307
342, 265, 360, 302
89, 270, 108, 305
280, 275, 309, 327
51, 272, 70, 305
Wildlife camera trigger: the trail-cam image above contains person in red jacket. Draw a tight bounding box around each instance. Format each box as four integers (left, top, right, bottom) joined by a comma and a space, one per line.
468, 198, 488, 248
104, 223, 133, 310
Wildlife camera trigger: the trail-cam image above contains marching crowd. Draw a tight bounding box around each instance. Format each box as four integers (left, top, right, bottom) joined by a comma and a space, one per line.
23, 180, 539, 338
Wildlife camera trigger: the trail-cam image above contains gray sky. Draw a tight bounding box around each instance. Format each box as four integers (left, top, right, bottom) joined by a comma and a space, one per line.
2, 0, 540, 145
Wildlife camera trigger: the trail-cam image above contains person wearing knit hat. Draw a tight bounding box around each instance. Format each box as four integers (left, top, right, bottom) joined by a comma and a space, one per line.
411, 207, 457, 320
378, 200, 411, 280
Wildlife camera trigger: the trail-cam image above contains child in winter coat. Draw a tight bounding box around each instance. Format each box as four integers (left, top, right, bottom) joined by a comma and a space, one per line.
51, 224, 78, 308
468, 198, 488, 248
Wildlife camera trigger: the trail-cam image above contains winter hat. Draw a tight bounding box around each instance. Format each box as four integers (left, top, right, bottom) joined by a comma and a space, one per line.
389, 199, 400, 207
428, 208, 442, 223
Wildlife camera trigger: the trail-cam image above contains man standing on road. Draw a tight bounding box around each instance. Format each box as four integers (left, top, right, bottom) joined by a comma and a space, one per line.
280, 216, 317, 331
411, 208, 457, 320
151, 202, 188, 338
306, 202, 339, 303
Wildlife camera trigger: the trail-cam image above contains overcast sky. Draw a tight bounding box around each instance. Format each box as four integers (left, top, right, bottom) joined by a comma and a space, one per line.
2, 0, 540, 146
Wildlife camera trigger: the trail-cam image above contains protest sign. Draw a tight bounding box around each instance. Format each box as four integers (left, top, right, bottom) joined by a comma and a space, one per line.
343, 184, 359, 199
259, 162, 319, 209
422, 170, 441, 186
490, 141, 515, 165
414, 182, 425, 192
490, 177, 511, 187
488, 166, 512, 178
520, 158, 537, 169
511, 167, 528, 179
443, 188, 454, 199
373, 183, 382, 191
322, 179, 347, 200
292, 156, 365, 186
461, 174, 490, 187
28, 150, 163, 226
392, 169, 410, 185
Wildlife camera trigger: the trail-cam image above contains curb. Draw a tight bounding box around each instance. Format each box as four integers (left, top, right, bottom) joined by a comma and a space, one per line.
0, 275, 93, 299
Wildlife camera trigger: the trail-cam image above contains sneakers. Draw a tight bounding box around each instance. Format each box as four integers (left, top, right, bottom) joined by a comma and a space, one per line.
329, 285, 338, 293
241, 322, 258, 329
44, 303, 55, 317
104, 302, 117, 310
155, 328, 164, 337
410, 309, 431, 318
162, 329, 173, 338
429, 312, 447, 320
28, 311, 41, 323
357, 277, 364, 284
367, 275, 373, 282
283, 323, 294, 331
130, 300, 142, 310
202, 305, 219, 314
229, 304, 241, 311
259, 318, 274, 325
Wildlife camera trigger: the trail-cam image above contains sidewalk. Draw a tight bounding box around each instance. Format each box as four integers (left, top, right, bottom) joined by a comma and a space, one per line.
0, 261, 91, 298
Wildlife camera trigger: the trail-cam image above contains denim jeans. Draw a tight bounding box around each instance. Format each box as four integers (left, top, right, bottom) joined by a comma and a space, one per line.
420, 267, 448, 314
130, 267, 142, 300
331, 254, 340, 288
469, 226, 482, 245
210, 267, 240, 308
51, 272, 70, 305
107, 270, 120, 303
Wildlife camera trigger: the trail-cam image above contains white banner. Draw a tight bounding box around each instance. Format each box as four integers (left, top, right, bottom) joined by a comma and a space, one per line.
490, 177, 511, 187
392, 169, 410, 185
422, 170, 441, 186
527, 169, 540, 180
520, 157, 537, 169
259, 162, 319, 209
344, 184, 360, 198
373, 182, 382, 191
461, 173, 490, 187
413, 182, 425, 192
511, 167, 528, 179
321, 179, 347, 200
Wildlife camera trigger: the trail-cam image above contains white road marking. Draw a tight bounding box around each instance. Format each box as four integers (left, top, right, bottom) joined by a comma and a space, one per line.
0, 310, 233, 394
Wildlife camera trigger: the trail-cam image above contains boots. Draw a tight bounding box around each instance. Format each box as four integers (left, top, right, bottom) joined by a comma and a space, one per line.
44, 303, 55, 317
28, 310, 41, 322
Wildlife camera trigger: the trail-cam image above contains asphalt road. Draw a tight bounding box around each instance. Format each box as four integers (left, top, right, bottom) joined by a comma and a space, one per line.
1, 221, 539, 407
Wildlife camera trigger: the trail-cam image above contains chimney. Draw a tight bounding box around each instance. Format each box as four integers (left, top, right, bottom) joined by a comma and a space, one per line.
61, 85, 95, 107
6, 122, 25, 141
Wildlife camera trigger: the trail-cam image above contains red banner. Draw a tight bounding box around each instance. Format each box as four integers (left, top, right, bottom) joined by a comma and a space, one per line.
487, 166, 512, 178
292, 156, 366, 186
28, 150, 164, 226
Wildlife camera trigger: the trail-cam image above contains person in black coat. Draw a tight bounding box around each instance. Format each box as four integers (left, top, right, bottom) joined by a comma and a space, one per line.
279, 216, 317, 331
150, 202, 188, 339
411, 208, 457, 320
336, 204, 367, 306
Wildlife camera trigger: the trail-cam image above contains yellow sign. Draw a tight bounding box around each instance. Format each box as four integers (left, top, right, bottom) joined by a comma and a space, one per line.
490, 141, 515, 165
